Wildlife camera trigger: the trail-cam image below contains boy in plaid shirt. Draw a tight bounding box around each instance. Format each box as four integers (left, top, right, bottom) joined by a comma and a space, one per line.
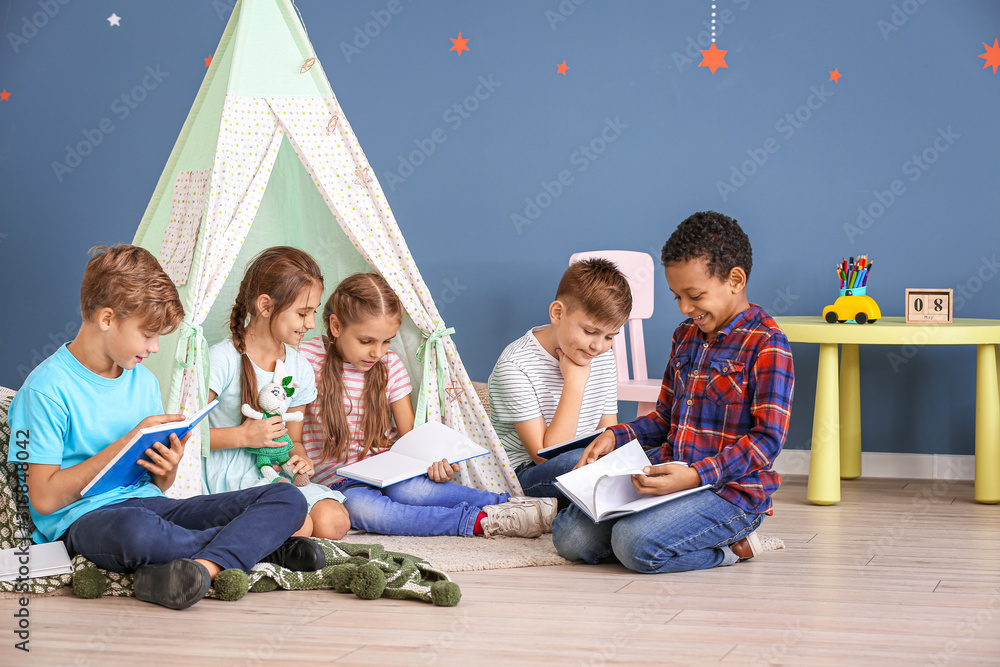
552, 211, 794, 573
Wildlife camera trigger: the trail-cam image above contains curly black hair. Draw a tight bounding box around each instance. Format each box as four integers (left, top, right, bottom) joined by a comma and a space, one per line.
660, 211, 753, 281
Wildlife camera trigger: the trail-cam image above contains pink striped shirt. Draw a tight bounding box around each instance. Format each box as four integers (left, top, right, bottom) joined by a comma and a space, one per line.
299, 337, 412, 486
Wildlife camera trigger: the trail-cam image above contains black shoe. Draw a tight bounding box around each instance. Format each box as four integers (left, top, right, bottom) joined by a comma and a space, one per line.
133, 559, 211, 610
261, 537, 326, 571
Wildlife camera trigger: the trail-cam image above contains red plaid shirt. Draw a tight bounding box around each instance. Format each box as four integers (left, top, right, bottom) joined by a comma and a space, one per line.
609, 304, 794, 515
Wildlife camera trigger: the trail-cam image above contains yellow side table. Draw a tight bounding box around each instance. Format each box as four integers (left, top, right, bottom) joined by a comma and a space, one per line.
774, 316, 1000, 505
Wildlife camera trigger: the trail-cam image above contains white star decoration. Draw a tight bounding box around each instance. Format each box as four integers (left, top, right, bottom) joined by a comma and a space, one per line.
107, 13, 121, 27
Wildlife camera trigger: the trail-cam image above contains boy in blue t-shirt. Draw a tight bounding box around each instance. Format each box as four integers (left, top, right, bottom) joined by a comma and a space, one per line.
8, 245, 326, 610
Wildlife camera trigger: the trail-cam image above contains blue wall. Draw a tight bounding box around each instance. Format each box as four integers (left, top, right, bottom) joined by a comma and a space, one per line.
1, 1, 998, 456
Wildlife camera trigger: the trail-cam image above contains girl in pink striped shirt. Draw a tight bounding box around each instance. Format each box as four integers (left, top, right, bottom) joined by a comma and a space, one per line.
300, 273, 554, 538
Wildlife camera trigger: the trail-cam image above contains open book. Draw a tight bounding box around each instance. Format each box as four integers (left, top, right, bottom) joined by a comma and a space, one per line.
554, 440, 710, 522
536, 430, 602, 460
0, 542, 73, 581
336, 421, 488, 488
81, 400, 219, 498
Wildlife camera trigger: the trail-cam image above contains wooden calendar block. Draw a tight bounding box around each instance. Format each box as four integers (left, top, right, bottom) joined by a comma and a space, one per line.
905, 288, 953, 324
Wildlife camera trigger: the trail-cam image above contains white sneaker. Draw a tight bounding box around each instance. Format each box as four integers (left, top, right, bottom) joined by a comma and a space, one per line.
507, 496, 558, 533
480, 502, 545, 538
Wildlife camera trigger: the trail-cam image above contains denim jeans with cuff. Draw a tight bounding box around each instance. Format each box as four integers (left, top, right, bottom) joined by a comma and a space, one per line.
551, 486, 763, 573
331, 475, 510, 537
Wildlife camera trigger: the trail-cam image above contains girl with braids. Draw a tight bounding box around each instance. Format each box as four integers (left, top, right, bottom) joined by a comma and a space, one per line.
206, 247, 350, 540
299, 272, 556, 538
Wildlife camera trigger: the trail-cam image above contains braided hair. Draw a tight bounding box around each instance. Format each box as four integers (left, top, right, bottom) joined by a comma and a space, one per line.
229, 246, 323, 413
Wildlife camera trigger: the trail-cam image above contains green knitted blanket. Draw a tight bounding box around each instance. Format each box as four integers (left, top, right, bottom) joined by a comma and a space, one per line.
0, 387, 459, 606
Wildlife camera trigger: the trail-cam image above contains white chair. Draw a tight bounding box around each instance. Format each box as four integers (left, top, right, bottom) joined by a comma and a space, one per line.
569, 251, 661, 417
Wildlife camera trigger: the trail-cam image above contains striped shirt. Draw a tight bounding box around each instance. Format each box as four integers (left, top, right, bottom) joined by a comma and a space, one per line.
488, 327, 618, 469
609, 304, 794, 515
299, 338, 412, 486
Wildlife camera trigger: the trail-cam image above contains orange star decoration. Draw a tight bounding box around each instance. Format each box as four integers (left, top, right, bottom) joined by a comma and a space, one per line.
557, 60, 569, 75
450, 32, 470, 57
0, 89, 10, 101
979, 38, 1000, 74
354, 166, 372, 187
829, 68, 842, 83
699, 43, 728, 74
204, 55, 213, 68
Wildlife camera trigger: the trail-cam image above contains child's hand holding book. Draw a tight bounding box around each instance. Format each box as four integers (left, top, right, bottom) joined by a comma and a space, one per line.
631, 462, 702, 496
427, 458, 461, 483
574, 429, 617, 469
141, 431, 188, 491
132, 413, 189, 492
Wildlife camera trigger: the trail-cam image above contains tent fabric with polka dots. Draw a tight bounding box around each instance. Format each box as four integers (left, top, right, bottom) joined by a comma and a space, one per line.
132, 0, 521, 498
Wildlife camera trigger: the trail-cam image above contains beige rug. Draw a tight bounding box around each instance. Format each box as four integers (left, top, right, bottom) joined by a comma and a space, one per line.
338, 531, 784, 573
338, 532, 572, 572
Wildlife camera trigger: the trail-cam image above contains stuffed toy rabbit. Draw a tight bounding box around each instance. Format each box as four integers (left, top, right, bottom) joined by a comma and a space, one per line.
241, 359, 308, 486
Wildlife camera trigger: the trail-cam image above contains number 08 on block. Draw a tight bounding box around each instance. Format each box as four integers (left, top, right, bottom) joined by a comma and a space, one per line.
905, 288, 953, 324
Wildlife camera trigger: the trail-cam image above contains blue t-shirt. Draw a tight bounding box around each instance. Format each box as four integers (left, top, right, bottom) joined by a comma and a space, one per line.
7, 344, 164, 543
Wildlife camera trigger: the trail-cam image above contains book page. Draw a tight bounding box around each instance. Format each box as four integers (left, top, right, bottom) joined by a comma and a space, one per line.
554, 441, 652, 519
141, 399, 219, 436
389, 421, 487, 465
595, 484, 709, 522
0, 542, 73, 581
588, 442, 654, 516
336, 451, 429, 487
593, 460, 692, 516
592, 469, 648, 516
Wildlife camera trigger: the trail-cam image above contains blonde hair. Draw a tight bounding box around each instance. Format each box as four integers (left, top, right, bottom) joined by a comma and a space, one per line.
556, 258, 632, 326
81, 245, 184, 333
229, 246, 323, 412
317, 272, 403, 464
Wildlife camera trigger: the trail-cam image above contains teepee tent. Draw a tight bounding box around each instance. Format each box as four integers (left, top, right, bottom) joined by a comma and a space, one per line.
133, 0, 520, 499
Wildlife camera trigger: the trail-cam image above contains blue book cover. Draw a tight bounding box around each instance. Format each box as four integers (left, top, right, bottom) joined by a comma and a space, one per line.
80, 400, 219, 498
536, 430, 602, 461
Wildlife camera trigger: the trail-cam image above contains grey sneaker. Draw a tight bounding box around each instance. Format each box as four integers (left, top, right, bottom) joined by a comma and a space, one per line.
480, 502, 545, 538
508, 496, 558, 533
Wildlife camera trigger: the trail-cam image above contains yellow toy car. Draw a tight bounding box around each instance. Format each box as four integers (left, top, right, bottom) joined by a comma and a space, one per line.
823, 291, 881, 324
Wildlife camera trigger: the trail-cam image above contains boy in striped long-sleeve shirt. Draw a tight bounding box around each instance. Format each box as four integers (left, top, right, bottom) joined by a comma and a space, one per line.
552, 211, 795, 574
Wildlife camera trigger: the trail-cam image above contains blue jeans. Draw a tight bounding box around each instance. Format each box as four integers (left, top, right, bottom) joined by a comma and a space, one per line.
61, 484, 307, 573
551, 488, 763, 573
331, 476, 509, 536
515, 448, 586, 510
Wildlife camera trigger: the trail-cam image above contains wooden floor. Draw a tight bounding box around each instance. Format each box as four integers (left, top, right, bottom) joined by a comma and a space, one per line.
3, 475, 1000, 666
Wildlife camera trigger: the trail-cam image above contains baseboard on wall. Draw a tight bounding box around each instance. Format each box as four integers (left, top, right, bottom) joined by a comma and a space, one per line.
774, 450, 975, 481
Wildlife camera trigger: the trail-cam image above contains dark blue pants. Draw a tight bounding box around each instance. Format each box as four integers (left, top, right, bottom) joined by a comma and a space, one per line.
61, 483, 307, 573
514, 448, 586, 510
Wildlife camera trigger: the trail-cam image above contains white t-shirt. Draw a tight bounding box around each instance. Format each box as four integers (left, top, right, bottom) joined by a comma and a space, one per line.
298, 338, 412, 486
488, 327, 618, 470
206, 338, 344, 508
